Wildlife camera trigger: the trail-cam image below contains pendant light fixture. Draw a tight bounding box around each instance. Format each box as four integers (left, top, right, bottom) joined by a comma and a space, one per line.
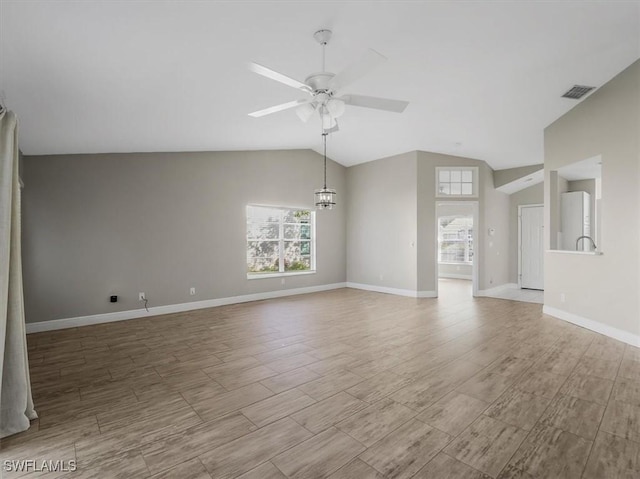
315, 132, 336, 210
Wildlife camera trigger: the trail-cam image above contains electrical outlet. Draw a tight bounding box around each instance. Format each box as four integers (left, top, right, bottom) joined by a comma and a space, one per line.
560, 293, 566, 303
280, 278, 285, 285
190, 287, 196, 296
139, 292, 146, 301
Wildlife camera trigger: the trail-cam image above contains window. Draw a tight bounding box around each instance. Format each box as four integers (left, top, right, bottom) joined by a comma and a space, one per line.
436, 167, 478, 197
438, 216, 473, 263
246, 205, 315, 277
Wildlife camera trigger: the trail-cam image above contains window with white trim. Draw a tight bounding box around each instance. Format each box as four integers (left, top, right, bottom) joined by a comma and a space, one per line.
436, 167, 478, 197
246, 205, 315, 276
438, 216, 474, 263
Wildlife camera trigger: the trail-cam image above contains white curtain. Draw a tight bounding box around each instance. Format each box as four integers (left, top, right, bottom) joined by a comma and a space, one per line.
0, 109, 37, 438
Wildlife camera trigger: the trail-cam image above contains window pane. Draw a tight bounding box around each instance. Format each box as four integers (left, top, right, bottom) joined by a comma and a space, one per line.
247, 241, 279, 273
283, 225, 299, 239
438, 216, 473, 264
461, 170, 473, 182
451, 170, 461, 182
450, 183, 462, 195
439, 184, 451, 195
247, 222, 279, 240
440, 241, 466, 262
284, 241, 311, 271
461, 183, 473, 195
283, 209, 311, 223
247, 205, 315, 275
439, 170, 450, 182
284, 224, 312, 240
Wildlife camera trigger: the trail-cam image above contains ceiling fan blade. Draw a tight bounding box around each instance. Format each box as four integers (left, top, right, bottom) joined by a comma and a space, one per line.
248, 99, 310, 118
328, 49, 386, 92
249, 62, 311, 92
342, 94, 409, 113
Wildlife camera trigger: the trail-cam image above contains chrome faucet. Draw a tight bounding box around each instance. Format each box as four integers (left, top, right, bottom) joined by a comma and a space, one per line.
576, 235, 597, 251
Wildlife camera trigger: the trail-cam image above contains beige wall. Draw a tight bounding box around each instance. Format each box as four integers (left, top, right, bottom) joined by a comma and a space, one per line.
544, 59, 640, 340
346, 151, 418, 291
508, 183, 544, 284
22, 149, 346, 323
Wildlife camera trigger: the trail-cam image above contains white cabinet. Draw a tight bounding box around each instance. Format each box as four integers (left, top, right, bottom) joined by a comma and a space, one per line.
561, 191, 591, 251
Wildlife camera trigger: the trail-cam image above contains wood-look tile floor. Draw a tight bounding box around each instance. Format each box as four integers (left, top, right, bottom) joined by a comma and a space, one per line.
3, 281, 640, 478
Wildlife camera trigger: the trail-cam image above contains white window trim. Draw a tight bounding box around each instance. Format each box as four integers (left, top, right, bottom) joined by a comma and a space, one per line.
435, 166, 479, 198
246, 205, 316, 279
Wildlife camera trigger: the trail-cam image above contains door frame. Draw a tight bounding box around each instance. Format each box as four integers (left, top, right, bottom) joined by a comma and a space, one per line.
435, 201, 479, 297
518, 204, 544, 289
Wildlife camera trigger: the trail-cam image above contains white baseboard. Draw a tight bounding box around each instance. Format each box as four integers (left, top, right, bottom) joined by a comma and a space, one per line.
543, 305, 640, 347
439, 274, 472, 280
346, 282, 436, 299
476, 283, 518, 297
26, 282, 347, 334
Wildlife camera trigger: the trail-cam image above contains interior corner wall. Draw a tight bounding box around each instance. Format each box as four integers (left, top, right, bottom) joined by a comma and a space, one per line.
481, 164, 511, 290
21, 149, 347, 324
508, 182, 544, 284
544, 59, 640, 342
345, 151, 418, 292
416, 152, 510, 293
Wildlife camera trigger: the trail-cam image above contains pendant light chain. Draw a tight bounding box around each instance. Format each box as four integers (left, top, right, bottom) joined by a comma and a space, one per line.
323, 132, 327, 189
314, 131, 336, 210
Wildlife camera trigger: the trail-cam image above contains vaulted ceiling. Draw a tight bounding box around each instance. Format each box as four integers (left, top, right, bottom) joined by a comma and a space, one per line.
1, 1, 638, 168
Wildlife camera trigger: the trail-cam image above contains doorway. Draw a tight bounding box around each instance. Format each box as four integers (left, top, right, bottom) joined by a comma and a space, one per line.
435, 202, 478, 297
519, 204, 544, 290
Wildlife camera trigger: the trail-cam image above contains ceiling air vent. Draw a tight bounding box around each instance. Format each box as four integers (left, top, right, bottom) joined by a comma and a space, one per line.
562, 85, 595, 100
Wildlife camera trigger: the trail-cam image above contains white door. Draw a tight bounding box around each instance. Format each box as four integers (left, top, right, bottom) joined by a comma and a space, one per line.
520, 205, 544, 290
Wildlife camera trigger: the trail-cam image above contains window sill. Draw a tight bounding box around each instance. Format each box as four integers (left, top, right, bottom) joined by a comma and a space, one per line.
438, 262, 473, 265
247, 271, 317, 280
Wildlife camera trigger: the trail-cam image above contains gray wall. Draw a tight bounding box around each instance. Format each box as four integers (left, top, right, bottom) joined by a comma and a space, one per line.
544, 59, 640, 338
508, 183, 544, 284
22, 149, 346, 323
494, 164, 543, 189
346, 151, 418, 291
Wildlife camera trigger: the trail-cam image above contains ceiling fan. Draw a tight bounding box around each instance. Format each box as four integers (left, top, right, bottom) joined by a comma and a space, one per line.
248, 29, 409, 132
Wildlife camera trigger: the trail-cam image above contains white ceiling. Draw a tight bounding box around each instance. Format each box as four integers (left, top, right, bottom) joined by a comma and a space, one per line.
1, 1, 638, 168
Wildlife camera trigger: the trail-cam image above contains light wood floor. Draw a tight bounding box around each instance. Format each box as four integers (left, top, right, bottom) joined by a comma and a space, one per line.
3, 282, 640, 478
